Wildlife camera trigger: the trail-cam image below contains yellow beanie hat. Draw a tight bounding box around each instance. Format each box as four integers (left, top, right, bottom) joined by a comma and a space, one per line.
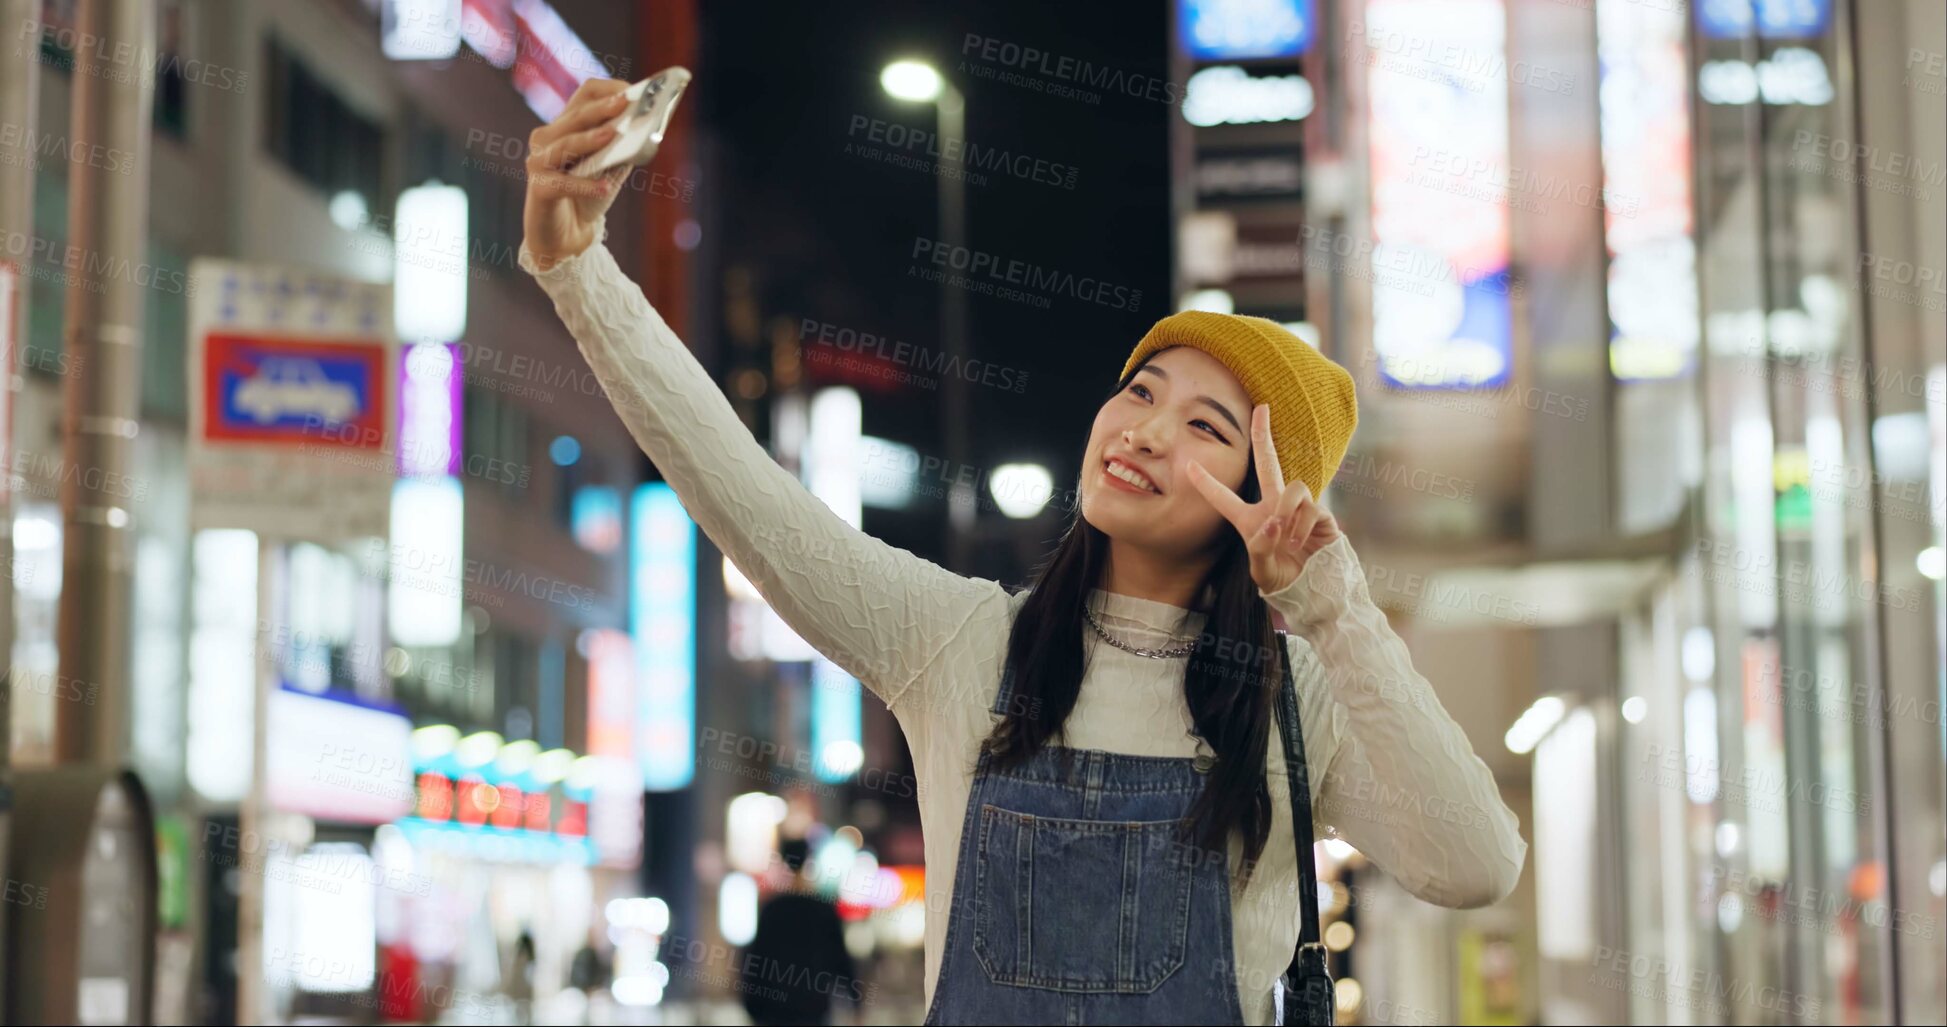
1120, 311, 1358, 498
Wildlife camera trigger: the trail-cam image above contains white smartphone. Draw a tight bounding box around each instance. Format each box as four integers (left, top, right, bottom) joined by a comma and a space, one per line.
571, 66, 692, 178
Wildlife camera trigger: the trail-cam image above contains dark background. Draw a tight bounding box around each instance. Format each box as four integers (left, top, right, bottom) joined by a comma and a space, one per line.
700, 0, 1176, 583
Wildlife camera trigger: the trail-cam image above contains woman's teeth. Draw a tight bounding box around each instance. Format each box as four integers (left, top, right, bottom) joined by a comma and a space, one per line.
1108, 461, 1158, 493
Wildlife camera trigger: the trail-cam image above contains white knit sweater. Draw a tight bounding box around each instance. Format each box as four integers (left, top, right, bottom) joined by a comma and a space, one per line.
520, 229, 1526, 1025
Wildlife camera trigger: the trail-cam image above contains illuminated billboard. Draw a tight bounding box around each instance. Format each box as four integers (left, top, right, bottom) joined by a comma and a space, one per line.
1598, 0, 1698, 380
632, 483, 696, 791
1361, 0, 1513, 390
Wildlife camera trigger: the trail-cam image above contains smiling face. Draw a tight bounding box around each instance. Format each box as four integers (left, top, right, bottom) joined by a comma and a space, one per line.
1079, 345, 1256, 562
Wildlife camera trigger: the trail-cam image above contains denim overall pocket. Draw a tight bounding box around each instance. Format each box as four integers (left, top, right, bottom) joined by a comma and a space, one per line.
971, 803, 1194, 994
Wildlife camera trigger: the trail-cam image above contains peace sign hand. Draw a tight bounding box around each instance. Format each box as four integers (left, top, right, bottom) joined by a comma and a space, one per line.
1186, 404, 1343, 595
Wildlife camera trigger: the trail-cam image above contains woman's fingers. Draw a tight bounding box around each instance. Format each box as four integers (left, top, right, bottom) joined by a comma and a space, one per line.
1272, 476, 1310, 522
533, 123, 619, 177
527, 127, 620, 203
1250, 404, 1283, 502
1187, 460, 1253, 531
1285, 500, 1321, 554
532, 80, 630, 149
525, 79, 631, 197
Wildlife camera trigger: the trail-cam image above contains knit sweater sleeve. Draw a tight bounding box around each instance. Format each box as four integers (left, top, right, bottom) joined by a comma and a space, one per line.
1261, 534, 1527, 909
519, 229, 1006, 705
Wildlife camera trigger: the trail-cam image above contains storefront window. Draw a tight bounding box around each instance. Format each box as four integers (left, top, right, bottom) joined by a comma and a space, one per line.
1688, 1, 1933, 1021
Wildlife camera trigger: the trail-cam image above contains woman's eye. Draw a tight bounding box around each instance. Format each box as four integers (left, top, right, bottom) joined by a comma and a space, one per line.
1129, 383, 1151, 400
1194, 420, 1228, 442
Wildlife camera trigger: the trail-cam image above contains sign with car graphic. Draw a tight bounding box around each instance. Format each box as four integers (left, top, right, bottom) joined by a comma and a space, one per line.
188, 258, 397, 539
203, 334, 385, 443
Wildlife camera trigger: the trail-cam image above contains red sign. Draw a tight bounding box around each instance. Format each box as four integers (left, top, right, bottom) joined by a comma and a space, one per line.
201, 333, 388, 447
414, 772, 454, 821
412, 769, 585, 840
586, 630, 635, 760
455, 775, 494, 826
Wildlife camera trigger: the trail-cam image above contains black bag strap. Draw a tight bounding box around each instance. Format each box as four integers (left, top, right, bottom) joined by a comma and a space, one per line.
1272, 633, 1324, 962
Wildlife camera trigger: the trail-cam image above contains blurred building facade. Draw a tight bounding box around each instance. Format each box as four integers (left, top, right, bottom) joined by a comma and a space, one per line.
1188, 0, 1944, 1024
2, 0, 704, 1022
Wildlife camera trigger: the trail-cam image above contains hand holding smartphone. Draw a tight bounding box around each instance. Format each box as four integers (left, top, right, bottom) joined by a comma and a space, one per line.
569, 66, 692, 178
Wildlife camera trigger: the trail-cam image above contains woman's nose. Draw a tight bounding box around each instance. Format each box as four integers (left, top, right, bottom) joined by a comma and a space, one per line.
1122, 419, 1168, 453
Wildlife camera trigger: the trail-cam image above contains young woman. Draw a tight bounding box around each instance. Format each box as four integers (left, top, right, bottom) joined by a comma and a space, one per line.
519, 80, 1526, 1025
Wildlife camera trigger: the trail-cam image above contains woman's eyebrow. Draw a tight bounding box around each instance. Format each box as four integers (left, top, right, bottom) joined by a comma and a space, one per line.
1134, 365, 1243, 435
1198, 398, 1244, 436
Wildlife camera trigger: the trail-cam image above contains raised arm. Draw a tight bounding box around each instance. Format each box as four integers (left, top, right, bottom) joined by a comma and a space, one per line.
519, 80, 1004, 705
1263, 535, 1527, 909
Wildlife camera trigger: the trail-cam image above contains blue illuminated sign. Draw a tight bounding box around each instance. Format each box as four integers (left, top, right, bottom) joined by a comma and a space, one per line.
632, 483, 697, 791
1697, 0, 1830, 40
811, 658, 862, 784
1178, 0, 1315, 61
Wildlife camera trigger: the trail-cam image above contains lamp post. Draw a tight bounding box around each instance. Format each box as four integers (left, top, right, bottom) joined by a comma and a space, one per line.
880, 60, 972, 573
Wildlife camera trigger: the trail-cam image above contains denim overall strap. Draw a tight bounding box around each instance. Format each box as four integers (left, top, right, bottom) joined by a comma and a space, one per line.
923, 666, 1249, 1025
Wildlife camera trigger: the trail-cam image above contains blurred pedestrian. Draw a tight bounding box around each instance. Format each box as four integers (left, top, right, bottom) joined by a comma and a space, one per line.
569, 928, 611, 997
505, 928, 536, 1025
737, 837, 858, 1026
521, 79, 1526, 1026
567, 928, 612, 1026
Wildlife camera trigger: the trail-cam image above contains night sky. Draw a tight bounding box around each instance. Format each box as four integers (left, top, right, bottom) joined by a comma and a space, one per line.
699, 0, 1176, 581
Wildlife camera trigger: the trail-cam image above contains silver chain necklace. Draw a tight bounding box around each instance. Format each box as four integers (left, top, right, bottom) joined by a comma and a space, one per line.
1083, 606, 1198, 660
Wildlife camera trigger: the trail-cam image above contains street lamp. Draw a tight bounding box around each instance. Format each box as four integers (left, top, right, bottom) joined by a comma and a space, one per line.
880, 60, 943, 101
990, 464, 1055, 520
879, 59, 972, 572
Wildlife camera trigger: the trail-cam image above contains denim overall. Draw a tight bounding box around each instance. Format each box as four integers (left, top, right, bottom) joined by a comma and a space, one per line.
923, 666, 1257, 1025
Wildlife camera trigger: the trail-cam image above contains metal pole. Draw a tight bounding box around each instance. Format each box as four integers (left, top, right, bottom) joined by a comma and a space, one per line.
938, 85, 970, 573
53, 0, 153, 765
236, 538, 276, 1026
0, 0, 43, 1006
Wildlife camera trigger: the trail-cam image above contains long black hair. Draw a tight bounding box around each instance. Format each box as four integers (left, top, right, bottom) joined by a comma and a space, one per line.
981, 356, 1283, 884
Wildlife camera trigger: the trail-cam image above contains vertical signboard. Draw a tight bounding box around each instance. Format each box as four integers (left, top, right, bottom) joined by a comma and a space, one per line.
632, 483, 696, 791
187, 260, 395, 540
1362, 0, 1514, 389
1598, 0, 1697, 381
